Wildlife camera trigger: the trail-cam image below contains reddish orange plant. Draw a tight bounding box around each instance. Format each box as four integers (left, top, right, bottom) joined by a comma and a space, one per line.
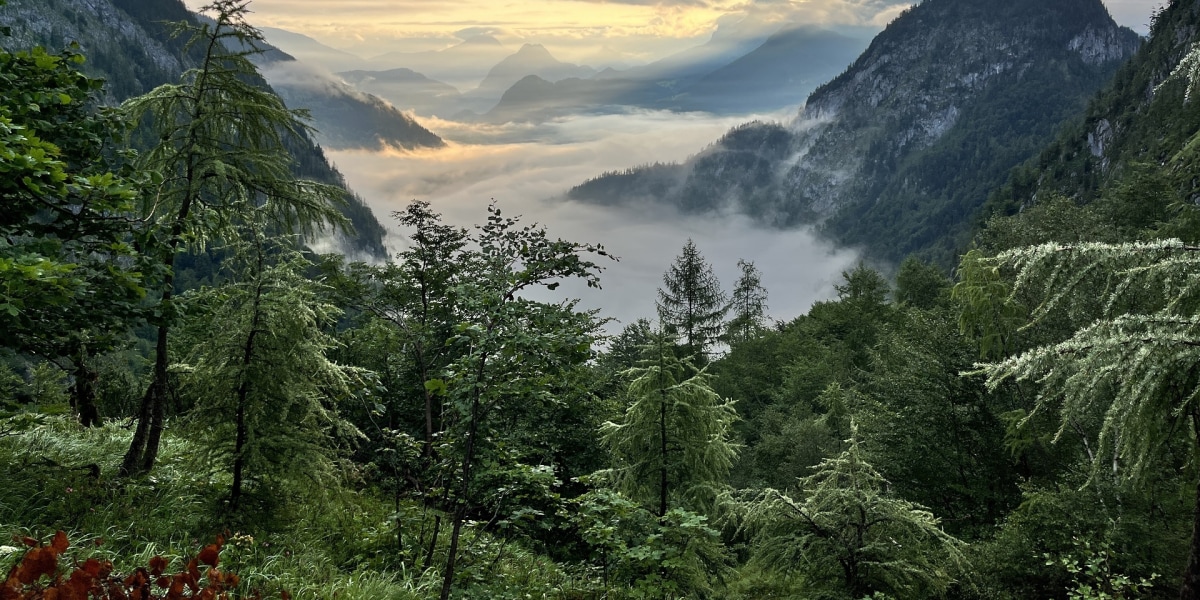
0, 531, 285, 600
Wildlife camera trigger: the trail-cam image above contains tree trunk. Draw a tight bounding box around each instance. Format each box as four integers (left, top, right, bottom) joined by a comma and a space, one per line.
121, 322, 169, 476
1181, 470, 1200, 599
70, 350, 99, 428
440, 392, 481, 600
231, 252, 266, 510
659, 378, 669, 519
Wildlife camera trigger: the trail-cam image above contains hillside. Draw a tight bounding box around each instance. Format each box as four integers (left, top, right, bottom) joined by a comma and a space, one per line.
0, 0, 388, 258
569, 0, 1140, 265
987, 0, 1200, 216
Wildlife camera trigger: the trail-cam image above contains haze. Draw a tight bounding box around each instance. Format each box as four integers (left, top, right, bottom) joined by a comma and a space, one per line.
202, 0, 1165, 329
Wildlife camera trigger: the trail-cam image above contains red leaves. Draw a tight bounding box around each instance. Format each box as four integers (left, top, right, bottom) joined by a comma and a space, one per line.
0, 532, 284, 600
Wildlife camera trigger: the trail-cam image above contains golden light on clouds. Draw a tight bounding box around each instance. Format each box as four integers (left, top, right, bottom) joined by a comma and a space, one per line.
183, 0, 921, 59
184, 0, 1159, 61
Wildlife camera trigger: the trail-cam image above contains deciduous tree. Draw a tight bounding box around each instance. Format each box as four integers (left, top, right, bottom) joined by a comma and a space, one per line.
119, 0, 345, 475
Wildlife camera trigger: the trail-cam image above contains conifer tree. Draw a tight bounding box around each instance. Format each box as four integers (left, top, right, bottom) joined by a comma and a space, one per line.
656, 239, 728, 359
962, 239, 1200, 599
118, 0, 345, 475
724, 259, 768, 345
176, 232, 363, 509
736, 430, 966, 598
601, 333, 739, 517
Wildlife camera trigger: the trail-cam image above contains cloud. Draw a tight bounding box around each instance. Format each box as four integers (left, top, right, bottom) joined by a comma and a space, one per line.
323, 109, 860, 330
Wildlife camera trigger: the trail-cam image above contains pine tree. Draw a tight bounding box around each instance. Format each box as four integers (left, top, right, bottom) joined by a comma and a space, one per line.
118, 0, 345, 475
724, 259, 768, 345
656, 239, 728, 360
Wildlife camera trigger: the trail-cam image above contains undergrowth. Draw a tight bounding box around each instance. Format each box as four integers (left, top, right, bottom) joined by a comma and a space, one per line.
0, 417, 601, 599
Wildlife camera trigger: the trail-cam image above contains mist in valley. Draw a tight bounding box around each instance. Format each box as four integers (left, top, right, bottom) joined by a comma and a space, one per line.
325, 108, 862, 331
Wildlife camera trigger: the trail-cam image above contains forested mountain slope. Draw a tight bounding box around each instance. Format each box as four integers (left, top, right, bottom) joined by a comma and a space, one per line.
0, 0, 388, 258
988, 0, 1200, 216
569, 0, 1140, 265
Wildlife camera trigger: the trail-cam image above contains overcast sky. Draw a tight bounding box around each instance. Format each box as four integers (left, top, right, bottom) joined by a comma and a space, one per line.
188, 0, 1163, 62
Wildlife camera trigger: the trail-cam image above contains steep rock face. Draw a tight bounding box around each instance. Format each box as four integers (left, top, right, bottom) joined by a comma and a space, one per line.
0, 0, 186, 101
780, 0, 1140, 261
570, 0, 1140, 264
989, 0, 1200, 215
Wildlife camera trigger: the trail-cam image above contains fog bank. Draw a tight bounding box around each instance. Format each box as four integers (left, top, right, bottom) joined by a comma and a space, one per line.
327, 109, 861, 330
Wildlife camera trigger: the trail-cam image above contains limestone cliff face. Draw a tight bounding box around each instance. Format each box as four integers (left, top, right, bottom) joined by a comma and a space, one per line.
0, 0, 187, 102
992, 0, 1200, 215
570, 0, 1141, 263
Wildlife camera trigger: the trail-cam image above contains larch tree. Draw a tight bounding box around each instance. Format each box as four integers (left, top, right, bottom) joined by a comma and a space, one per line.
176, 231, 364, 509
118, 0, 345, 475
656, 239, 728, 360
601, 332, 739, 518
736, 431, 967, 599
959, 239, 1200, 599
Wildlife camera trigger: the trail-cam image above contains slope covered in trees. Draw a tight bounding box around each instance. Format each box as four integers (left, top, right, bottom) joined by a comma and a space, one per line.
7, 1, 1200, 599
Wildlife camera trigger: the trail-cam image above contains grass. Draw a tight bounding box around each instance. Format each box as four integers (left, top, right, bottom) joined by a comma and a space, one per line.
0, 416, 603, 599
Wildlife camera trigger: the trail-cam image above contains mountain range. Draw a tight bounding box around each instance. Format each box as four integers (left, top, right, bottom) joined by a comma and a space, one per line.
261, 20, 872, 121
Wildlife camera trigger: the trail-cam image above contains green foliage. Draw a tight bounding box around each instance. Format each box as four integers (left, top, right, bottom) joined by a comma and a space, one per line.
0, 40, 147, 362
601, 334, 739, 517
1049, 537, 1159, 600
656, 240, 728, 360
733, 433, 968, 599
175, 238, 365, 510
120, 0, 350, 475
893, 257, 949, 310
724, 259, 769, 346
570, 486, 730, 599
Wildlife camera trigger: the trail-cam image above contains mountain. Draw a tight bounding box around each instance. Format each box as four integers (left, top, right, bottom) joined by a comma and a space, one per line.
259, 26, 364, 73
669, 26, 868, 113
472, 44, 595, 100
986, 0, 1200, 219
569, 0, 1141, 265
369, 34, 510, 90
337, 68, 462, 117
483, 26, 868, 122
263, 62, 446, 151
0, 0, 388, 258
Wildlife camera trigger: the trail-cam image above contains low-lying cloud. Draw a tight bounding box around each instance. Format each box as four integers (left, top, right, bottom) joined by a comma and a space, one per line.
326, 109, 860, 331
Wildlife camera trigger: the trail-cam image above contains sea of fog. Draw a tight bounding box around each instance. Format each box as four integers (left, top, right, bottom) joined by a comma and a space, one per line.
325, 108, 860, 332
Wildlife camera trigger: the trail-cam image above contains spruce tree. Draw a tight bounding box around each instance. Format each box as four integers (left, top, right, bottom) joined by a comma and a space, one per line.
118, 0, 345, 475
724, 259, 768, 345
656, 239, 728, 359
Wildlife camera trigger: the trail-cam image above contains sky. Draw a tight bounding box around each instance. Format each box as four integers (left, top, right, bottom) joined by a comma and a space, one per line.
187, 0, 1164, 61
